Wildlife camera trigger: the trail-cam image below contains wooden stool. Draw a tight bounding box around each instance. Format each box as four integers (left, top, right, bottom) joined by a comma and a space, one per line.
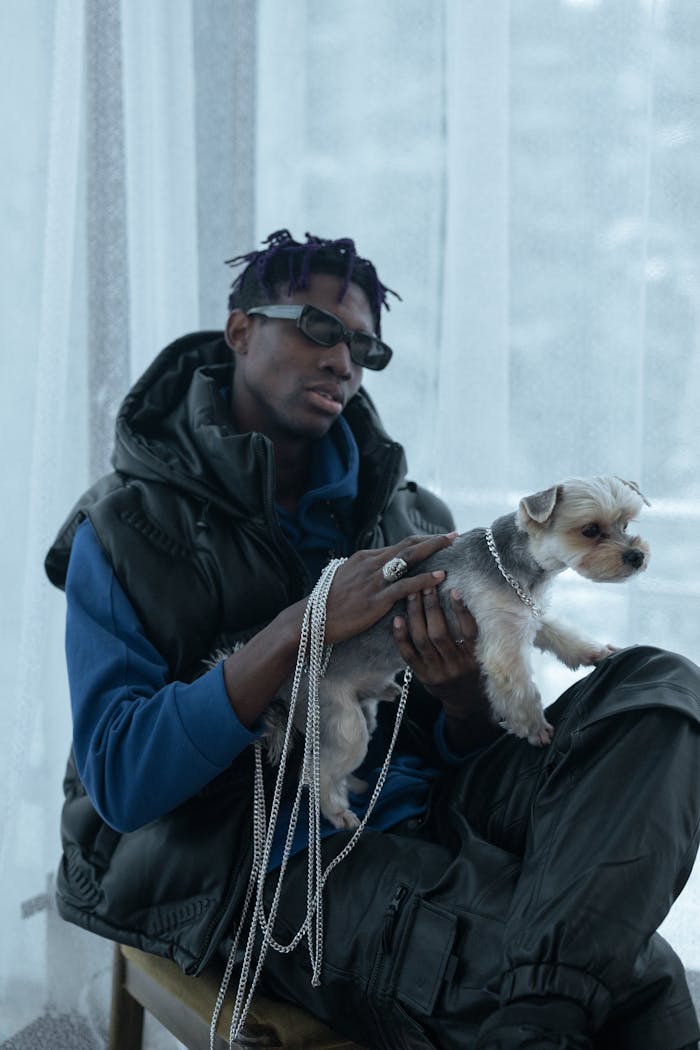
108, 943, 365, 1050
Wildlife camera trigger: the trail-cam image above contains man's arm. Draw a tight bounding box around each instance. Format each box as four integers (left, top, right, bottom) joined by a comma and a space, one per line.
66, 521, 261, 832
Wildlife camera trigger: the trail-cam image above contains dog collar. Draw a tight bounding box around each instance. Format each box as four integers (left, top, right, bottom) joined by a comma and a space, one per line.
484, 527, 543, 616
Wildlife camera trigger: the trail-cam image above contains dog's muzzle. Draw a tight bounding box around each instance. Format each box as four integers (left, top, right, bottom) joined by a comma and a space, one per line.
382, 556, 409, 582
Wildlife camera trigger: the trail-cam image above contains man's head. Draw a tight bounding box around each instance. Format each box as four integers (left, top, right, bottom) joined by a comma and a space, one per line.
224, 231, 399, 449
226, 229, 397, 337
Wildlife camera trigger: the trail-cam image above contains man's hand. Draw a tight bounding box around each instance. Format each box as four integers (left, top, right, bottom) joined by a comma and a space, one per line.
323, 533, 457, 645
223, 533, 457, 727
392, 587, 502, 752
392, 586, 479, 692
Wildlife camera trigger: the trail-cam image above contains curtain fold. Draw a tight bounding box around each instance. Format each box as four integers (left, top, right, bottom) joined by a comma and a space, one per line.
437, 0, 511, 510
86, 0, 130, 481
121, 0, 201, 378
1, 0, 698, 1041
193, 0, 256, 326
1, 0, 87, 1038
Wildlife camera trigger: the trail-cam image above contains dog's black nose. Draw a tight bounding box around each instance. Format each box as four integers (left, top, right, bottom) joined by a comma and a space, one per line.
623, 548, 645, 569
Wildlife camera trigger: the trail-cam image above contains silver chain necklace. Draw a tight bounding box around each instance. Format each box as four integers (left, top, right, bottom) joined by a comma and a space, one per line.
484, 527, 542, 616
210, 558, 413, 1048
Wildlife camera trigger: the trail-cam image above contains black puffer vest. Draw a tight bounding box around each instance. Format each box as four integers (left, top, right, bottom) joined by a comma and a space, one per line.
45, 332, 454, 975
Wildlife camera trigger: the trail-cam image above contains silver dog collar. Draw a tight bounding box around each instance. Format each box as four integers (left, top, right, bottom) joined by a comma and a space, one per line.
484, 527, 543, 616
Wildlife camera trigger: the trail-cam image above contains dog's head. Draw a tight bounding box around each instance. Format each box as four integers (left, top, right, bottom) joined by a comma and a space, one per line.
517, 476, 650, 582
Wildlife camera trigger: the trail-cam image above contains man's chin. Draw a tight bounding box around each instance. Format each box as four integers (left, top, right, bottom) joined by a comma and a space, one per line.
280, 414, 339, 443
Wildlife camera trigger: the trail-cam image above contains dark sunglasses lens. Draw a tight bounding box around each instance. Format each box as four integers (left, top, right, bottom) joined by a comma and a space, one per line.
299, 307, 343, 347
350, 335, 392, 371
299, 305, 392, 370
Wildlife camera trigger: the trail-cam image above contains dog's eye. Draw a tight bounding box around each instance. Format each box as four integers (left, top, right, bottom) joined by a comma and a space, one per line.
581, 523, 601, 538
621, 521, 629, 531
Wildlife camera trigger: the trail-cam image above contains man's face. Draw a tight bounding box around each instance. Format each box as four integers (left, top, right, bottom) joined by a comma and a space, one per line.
228, 272, 373, 444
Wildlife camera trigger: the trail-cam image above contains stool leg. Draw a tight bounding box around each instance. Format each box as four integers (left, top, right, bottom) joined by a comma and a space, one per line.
108, 943, 145, 1050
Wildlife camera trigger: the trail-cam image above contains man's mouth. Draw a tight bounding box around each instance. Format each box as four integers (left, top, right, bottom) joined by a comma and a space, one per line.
305, 386, 344, 414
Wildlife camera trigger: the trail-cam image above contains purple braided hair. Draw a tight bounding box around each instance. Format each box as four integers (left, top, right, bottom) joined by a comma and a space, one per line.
225, 230, 399, 336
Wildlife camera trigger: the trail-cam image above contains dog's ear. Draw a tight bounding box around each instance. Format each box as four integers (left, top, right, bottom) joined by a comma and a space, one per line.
614, 477, 651, 507
519, 484, 562, 525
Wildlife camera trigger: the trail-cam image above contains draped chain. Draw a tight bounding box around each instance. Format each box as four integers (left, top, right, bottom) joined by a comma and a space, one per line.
210, 559, 412, 1048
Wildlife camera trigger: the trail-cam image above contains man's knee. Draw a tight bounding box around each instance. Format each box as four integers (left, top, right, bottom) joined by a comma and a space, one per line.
559, 645, 700, 733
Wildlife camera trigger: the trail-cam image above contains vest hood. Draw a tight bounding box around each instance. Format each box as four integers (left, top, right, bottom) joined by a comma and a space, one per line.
45, 331, 413, 595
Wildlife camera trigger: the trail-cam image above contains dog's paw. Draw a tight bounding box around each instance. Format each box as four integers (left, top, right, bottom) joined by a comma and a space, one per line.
528, 720, 554, 746
499, 715, 553, 747
565, 642, 618, 667
558, 642, 614, 669
325, 807, 361, 831
588, 643, 618, 665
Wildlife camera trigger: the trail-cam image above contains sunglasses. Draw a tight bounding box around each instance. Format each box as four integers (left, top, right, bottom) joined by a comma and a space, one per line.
246, 304, 393, 371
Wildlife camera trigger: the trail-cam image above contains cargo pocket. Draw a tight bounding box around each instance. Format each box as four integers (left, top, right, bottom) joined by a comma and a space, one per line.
368, 884, 505, 1048
393, 898, 458, 1017
368, 888, 441, 1048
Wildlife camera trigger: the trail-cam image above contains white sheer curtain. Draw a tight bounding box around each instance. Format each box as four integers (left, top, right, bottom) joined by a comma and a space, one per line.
1, 0, 93, 1041
1, 0, 698, 1043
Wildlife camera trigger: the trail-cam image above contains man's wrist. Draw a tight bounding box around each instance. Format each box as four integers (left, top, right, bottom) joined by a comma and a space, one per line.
442, 709, 503, 752
222, 600, 306, 727
433, 673, 502, 751
431, 670, 488, 715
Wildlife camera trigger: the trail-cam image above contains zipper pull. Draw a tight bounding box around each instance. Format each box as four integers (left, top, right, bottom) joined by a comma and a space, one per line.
381, 885, 408, 952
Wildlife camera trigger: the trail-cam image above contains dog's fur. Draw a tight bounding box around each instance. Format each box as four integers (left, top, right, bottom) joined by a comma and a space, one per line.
260, 476, 650, 830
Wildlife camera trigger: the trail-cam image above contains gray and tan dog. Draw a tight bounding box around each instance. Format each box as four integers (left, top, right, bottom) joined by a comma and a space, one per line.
267, 475, 650, 829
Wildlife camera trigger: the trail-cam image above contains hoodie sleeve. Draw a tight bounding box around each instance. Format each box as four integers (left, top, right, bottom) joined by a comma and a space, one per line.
65, 519, 261, 832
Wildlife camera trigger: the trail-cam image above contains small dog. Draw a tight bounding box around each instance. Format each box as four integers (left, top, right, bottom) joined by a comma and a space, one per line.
264, 475, 650, 830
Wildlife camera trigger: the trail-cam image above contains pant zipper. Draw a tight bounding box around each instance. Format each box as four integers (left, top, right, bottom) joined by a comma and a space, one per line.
381, 884, 409, 953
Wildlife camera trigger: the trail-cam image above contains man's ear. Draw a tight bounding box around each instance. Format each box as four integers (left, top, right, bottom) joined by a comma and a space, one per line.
225, 310, 249, 355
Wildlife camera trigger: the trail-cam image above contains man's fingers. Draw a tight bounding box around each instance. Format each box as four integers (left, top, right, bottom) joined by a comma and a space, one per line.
391, 615, 415, 663
420, 586, 452, 647
450, 589, 478, 644
390, 569, 446, 598
383, 531, 456, 567
404, 590, 431, 653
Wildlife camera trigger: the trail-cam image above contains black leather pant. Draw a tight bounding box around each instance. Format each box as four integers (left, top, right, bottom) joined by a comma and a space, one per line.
256, 647, 700, 1049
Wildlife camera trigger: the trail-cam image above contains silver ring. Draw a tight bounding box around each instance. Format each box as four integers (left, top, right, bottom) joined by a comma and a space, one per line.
455, 637, 465, 646
382, 556, 409, 582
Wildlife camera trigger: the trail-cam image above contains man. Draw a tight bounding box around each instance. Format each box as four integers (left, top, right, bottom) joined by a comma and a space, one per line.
46, 230, 700, 1049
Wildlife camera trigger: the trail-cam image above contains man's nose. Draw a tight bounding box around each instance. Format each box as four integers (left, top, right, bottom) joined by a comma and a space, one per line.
319, 340, 354, 377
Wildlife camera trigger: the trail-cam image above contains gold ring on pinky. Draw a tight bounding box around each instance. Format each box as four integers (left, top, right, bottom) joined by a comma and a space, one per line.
382, 556, 409, 582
